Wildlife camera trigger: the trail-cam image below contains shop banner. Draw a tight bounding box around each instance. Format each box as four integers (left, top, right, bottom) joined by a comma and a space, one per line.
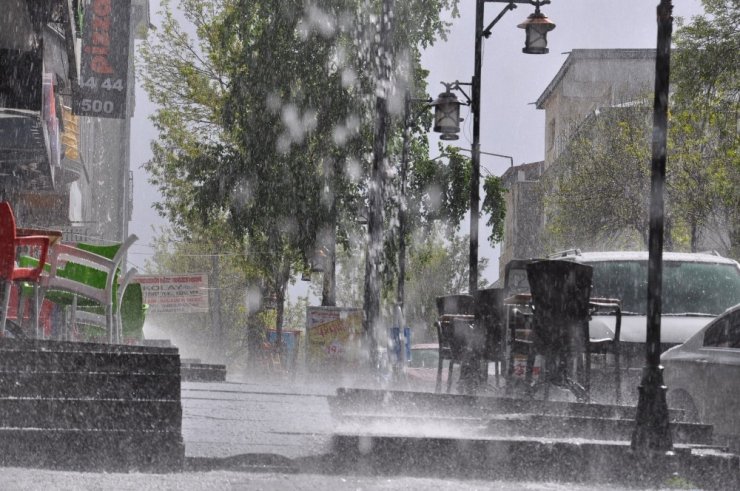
74, 0, 131, 118
306, 307, 363, 371
136, 274, 209, 314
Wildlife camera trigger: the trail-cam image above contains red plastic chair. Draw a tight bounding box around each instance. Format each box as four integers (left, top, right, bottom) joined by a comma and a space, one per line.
0, 202, 50, 336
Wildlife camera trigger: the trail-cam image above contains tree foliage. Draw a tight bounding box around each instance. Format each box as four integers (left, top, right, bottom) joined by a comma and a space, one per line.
544, 106, 653, 251
139, 0, 466, 340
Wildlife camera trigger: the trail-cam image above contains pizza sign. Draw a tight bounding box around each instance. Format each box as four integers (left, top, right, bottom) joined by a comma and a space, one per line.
74, 0, 131, 118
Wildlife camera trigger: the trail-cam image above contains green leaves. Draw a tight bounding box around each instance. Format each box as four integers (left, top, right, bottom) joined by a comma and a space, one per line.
482, 174, 506, 246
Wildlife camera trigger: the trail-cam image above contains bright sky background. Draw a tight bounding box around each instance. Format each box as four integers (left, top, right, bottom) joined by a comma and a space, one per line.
127, 0, 705, 294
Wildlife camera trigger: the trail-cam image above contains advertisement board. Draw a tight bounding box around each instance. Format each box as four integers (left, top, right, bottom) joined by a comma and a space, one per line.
74, 0, 132, 118
305, 307, 363, 371
135, 274, 209, 314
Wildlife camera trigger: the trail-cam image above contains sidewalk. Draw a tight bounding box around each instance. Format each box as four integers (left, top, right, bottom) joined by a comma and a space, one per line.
178, 378, 740, 489
0, 376, 737, 489
181, 379, 336, 460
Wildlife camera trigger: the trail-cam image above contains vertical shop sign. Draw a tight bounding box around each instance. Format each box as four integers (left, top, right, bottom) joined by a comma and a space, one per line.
74, 0, 131, 118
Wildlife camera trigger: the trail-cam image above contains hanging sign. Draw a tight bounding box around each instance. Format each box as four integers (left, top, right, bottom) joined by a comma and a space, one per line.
74, 0, 131, 118
136, 274, 210, 314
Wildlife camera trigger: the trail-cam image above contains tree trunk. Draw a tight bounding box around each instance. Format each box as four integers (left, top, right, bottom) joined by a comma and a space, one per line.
321, 231, 337, 306
690, 220, 698, 253
275, 254, 291, 361
321, 158, 337, 306
210, 254, 223, 358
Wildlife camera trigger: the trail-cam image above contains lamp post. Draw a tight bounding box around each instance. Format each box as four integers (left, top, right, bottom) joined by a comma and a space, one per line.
630, 0, 674, 455
432, 0, 555, 295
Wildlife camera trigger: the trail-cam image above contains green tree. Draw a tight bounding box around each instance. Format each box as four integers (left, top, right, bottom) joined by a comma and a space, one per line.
543, 105, 654, 252
145, 220, 262, 368
139, 0, 466, 359
671, 0, 739, 256
326, 221, 488, 340
404, 225, 489, 340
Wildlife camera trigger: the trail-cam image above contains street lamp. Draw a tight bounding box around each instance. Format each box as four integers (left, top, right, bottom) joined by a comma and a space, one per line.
518, 3, 556, 54
630, 0, 675, 455
432, 0, 555, 295
431, 85, 464, 140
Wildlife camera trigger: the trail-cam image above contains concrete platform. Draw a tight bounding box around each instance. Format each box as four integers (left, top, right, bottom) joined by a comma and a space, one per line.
181, 361, 227, 382
326, 387, 739, 489
328, 432, 740, 489
0, 338, 184, 472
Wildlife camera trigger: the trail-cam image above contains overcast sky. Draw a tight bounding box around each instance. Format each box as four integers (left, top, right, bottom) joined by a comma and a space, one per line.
128, 0, 706, 288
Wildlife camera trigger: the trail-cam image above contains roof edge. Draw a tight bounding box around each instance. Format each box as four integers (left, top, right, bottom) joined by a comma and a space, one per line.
535, 49, 656, 110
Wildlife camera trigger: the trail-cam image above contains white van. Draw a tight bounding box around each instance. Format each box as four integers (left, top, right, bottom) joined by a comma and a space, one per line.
555, 250, 740, 368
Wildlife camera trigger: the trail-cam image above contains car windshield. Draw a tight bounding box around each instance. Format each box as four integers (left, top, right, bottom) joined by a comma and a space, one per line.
407, 349, 439, 369
589, 260, 740, 315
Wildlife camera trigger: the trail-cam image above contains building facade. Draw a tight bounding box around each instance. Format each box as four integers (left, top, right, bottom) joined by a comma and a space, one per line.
537, 49, 655, 169
0, 0, 148, 248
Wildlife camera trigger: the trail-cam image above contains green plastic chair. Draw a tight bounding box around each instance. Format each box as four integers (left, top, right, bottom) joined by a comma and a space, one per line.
20, 235, 138, 343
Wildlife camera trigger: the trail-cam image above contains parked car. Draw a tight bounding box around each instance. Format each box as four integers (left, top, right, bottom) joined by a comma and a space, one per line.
662, 304, 740, 448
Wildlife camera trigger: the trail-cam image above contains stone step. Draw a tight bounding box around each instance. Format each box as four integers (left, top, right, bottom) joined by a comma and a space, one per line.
0, 398, 181, 431
334, 411, 713, 445
484, 413, 712, 444
0, 338, 179, 356
0, 349, 180, 374
0, 371, 181, 400
331, 388, 688, 422
181, 363, 227, 382
0, 427, 184, 472
329, 433, 740, 490
0, 339, 184, 472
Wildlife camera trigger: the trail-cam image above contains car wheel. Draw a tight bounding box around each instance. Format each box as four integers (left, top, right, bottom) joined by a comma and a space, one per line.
667, 389, 699, 422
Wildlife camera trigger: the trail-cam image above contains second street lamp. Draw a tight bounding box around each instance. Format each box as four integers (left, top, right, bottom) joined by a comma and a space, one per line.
431, 85, 464, 141
433, 0, 555, 295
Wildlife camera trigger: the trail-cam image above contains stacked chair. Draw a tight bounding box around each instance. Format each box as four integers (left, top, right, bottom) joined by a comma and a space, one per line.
1, 201, 140, 344
40, 235, 138, 343
0, 203, 51, 336
434, 294, 476, 393
525, 259, 593, 402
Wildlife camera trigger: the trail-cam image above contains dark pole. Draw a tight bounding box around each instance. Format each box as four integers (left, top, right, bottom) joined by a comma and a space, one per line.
469, 0, 484, 295
631, 0, 674, 453
467, 0, 519, 295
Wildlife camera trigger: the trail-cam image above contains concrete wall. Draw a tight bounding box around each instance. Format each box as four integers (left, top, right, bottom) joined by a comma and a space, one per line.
499, 161, 544, 281
537, 49, 655, 169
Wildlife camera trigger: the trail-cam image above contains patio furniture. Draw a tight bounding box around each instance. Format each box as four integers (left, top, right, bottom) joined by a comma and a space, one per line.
0, 202, 51, 336
475, 288, 506, 386
21, 235, 138, 342
525, 259, 593, 402
434, 294, 476, 393
585, 298, 622, 404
